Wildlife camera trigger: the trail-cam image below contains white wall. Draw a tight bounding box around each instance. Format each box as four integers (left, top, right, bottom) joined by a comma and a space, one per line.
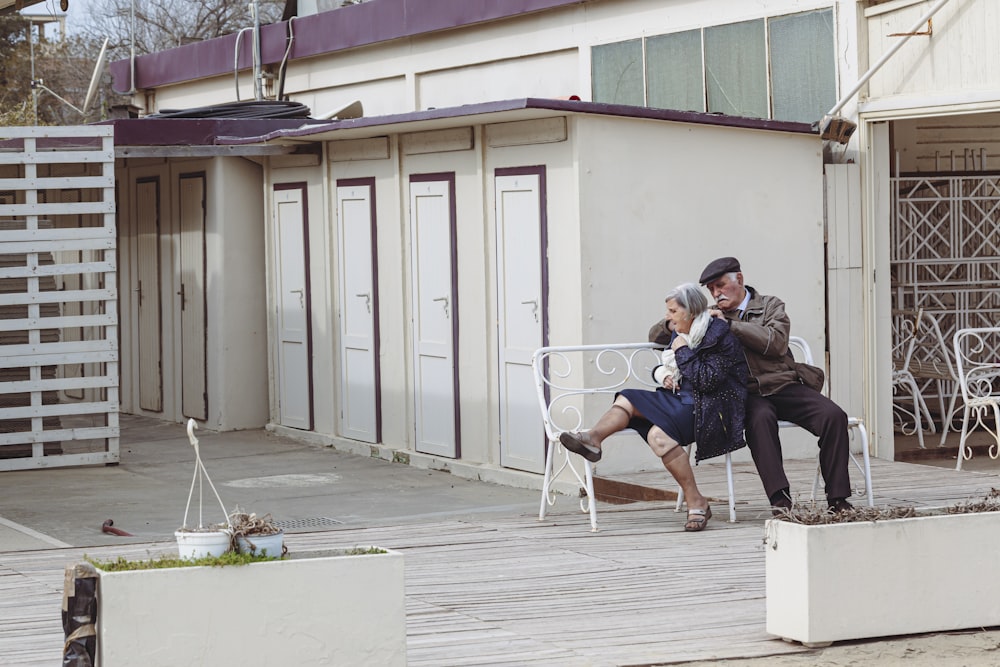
575, 115, 825, 349
864, 0, 1000, 107
209, 157, 270, 430
115, 157, 270, 430
574, 114, 827, 464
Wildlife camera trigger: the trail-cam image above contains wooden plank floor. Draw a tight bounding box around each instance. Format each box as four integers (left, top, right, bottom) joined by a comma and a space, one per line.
3, 458, 1000, 666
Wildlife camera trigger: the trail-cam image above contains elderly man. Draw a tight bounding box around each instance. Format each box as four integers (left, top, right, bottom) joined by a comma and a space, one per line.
695, 257, 852, 514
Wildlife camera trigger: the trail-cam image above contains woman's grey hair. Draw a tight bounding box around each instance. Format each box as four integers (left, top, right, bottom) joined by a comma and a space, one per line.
665, 282, 708, 317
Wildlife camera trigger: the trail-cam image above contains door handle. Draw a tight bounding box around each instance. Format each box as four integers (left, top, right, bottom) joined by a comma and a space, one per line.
356, 292, 371, 314
432, 296, 450, 318
290, 288, 304, 308
521, 299, 539, 322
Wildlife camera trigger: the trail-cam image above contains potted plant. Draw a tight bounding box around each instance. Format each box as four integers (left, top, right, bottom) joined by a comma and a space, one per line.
87, 546, 406, 666
85, 421, 407, 665
174, 419, 231, 558
764, 491, 1000, 647
228, 505, 286, 556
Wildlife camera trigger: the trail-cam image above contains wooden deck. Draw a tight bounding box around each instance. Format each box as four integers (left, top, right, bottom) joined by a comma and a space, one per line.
3, 457, 1000, 666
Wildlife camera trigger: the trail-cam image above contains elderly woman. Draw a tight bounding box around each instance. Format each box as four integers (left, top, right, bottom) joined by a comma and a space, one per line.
559, 283, 749, 531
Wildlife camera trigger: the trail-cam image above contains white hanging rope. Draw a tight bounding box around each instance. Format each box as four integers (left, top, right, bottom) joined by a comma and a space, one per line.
180, 419, 231, 530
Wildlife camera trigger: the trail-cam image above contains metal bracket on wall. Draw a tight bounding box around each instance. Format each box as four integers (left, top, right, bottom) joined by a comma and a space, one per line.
889, 18, 933, 37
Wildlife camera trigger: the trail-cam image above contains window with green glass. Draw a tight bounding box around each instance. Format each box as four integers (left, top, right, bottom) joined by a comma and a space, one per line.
590, 9, 835, 122
769, 9, 836, 123
704, 19, 768, 119
591, 39, 645, 106
646, 29, 705, 112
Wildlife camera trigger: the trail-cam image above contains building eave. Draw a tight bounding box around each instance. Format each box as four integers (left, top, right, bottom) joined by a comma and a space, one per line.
215, 98, 818, 145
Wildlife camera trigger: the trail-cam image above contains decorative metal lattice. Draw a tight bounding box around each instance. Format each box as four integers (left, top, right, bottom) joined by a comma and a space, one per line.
891, 174, 1000, 434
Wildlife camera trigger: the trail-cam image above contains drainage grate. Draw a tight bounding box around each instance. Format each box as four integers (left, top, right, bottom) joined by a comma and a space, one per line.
273, 517, 344, 531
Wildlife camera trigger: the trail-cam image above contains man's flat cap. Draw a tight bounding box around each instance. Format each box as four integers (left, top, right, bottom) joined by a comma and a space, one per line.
699, 257, 741, 285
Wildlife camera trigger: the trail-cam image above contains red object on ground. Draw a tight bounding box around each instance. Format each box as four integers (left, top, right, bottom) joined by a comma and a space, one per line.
101, 519, 133, 537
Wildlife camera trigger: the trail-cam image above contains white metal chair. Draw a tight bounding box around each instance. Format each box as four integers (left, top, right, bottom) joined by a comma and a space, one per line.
893, 309, 963, 447
531, 342, 738, 531
891, 309, 935, 448
952, 327, 1000, 471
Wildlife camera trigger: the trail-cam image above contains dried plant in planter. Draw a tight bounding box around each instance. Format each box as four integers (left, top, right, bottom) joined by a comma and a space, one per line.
771, 501, 917, 525
772, 488, 1000, 525
228, 506, 286, 555
945, 487, 1000, 514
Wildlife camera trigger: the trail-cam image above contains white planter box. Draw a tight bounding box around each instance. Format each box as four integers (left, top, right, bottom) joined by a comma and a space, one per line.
96, 547, 405, 667
765, 513, 1000, 646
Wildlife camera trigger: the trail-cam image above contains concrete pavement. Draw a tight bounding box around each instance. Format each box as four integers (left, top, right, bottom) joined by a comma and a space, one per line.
0, 415, 543, 552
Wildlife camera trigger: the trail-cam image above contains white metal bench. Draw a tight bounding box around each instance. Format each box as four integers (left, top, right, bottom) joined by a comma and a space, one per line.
532, 337, 873, 531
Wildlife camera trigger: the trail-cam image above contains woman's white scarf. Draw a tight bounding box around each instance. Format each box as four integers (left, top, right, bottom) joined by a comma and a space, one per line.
653, 311, 712, 388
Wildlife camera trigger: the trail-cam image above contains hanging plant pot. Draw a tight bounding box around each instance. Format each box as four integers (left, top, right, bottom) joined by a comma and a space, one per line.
175, 419, 233, 558
175, 528, 232, 559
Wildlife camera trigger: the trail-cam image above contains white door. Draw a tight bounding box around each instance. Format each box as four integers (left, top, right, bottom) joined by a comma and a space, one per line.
409, 178, 458, 457
136, 177, 163, 413
336, 180, 380, 442
495, 172, 546, 473
273, 185, 312, 430
178, 174, 207, 421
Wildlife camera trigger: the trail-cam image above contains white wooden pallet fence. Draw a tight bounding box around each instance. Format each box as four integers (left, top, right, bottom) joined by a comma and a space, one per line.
0, 126, 119, 470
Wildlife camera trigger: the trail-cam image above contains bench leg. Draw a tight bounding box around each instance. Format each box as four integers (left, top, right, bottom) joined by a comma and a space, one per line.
811, 461, 821, 502
674, 445, 695, 512
811, 422, 875, 507
583, 460, 598, 532
856, 422, 874, 507
677, 448, 737, 522
725, 452, 736, 522
538, 438, 557, 521
538, 436, 600, 531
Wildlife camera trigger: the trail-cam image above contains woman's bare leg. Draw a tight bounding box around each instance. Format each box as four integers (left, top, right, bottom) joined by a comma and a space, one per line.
585, 395, 634, 449
647, 426, 708, 512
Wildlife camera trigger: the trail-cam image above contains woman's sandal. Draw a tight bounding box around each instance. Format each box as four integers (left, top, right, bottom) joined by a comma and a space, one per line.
558, 431, 602, 462
684, 506, 712, 532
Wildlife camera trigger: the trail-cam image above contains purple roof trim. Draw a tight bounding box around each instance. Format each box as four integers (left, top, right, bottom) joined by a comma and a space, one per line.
98, 118, 328, 146
215, 98, 816, 145
110, 0, 587, 92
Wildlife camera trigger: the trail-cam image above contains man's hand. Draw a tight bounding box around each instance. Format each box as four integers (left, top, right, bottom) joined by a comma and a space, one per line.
709, 307, 727, 320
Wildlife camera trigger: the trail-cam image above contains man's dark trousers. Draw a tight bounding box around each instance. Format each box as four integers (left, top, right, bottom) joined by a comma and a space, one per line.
744, 382, 851, 501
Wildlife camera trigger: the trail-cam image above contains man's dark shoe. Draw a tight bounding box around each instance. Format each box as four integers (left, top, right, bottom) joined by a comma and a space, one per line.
827, 498, 854, 514
770, 488, 793, 517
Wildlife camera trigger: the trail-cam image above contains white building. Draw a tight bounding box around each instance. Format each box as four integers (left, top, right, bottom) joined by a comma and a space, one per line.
99, 0, 999, 487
